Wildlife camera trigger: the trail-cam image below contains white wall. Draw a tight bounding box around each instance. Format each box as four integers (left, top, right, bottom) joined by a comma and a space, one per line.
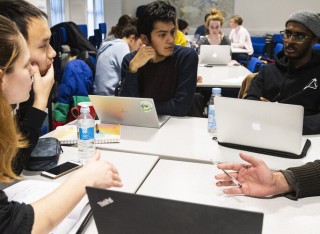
122, 0, 320, 35
64, 0, 320, 36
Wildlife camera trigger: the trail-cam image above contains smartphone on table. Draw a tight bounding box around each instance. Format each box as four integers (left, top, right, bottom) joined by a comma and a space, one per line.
41, 161, 82, 179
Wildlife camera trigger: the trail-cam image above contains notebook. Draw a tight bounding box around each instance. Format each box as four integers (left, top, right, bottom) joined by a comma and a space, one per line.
86, 187, 264, 234
199, 45, 231, 65
89, 95, 170, 128
214, 97, 310, 158
51, 124, 120, 144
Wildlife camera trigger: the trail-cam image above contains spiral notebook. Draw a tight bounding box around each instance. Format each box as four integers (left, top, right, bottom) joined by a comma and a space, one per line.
52, 124, 120, 144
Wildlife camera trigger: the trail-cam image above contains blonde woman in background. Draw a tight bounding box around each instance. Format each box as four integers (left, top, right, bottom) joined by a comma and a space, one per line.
198, 8, 230, 46
0, 16, 122, 233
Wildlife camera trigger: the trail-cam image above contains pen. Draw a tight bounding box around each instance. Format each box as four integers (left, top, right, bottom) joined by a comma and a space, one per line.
76, 209, 92, 234
210, 159, 242, 188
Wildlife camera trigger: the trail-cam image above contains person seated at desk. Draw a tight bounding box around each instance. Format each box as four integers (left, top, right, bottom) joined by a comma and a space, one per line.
0, 0, 56, 175
0, 16, 122, 233
178, 19, 189, 35
197, 8, 230, 47
104, 14, 137, 43
229, 15, 253, 64
93, 24, 142, 96
215, 153, 320, 200
119, 1, 198, 116
194, 13, 210, 38
245, 10, 320, 135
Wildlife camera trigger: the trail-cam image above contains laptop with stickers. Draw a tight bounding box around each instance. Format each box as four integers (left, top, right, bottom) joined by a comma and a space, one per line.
88, 95, 170, 128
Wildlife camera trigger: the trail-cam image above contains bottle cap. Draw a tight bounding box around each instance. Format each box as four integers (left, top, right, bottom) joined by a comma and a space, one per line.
212, 88, 221, 94
80, 106, 90, 114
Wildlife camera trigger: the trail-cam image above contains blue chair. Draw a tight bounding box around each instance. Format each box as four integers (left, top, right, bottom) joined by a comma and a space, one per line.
273, 34, 283, 44
94, 29, 102, 48
251, 36, 266, 57
312, 43, 320, 52
78, 24, 88, 38
247, 57, 263, 73
99, 23, 107, 39
273, 43, 284, 57
59, 27, 67, 44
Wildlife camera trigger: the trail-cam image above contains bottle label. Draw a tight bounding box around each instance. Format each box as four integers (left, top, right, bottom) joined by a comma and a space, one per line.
79, 126, 95, 140
208, 105, 216, 130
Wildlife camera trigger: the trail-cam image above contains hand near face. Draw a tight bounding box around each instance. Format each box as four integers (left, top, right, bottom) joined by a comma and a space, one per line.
129, 45, 157, 73
32, 63, 55, 111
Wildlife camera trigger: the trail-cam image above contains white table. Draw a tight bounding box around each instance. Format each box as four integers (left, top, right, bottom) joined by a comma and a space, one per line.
96, 117, 320, 170
197, 64, 251, 88
20, 146, 159, 234
137, 159, 320, 234
231, 47, 251, 54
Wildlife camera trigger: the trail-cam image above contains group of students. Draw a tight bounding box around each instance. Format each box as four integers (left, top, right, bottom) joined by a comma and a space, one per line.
0, 0, 320, 232
193, 9, 254, 55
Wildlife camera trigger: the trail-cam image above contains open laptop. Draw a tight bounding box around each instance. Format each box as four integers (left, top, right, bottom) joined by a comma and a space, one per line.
199, 45, 231, 65
88, 95, 170, 128
86, 187, 264, 234
215, 97, 310, 157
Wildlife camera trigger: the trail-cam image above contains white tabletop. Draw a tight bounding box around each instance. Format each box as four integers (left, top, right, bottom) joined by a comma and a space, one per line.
197, 64, 251, 88
21, 146, 159, 234
96, 117, 320, 170
231, 47, 251, 54
137, 159, 320, 234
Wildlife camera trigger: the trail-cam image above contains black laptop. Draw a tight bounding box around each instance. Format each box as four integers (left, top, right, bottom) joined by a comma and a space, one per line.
86, 187, 264, 234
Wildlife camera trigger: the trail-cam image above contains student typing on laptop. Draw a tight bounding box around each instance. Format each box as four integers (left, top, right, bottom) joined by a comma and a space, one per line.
245, 10, 320, 135
119, 1, 198, 116
215, 153, 320, 200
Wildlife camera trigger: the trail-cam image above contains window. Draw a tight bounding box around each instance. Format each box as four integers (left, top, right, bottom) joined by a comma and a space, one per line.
50, 0, 65, 26
87, 0, 104, 36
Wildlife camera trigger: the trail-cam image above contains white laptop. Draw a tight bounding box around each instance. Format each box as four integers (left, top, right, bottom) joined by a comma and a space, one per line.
215, 97, 309, 156
89, 95, 170, 128
199, 45, 231, 65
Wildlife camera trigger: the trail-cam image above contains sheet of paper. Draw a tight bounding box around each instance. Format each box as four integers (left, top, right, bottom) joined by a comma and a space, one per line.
221, 76, 245, 83
4, 180, 88, 234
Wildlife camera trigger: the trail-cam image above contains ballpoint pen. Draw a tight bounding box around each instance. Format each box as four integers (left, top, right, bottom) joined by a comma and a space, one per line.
210, 159, 242, 188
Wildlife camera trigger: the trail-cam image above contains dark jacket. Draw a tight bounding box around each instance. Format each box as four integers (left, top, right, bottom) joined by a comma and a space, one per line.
0, 191, 34, 233
119, 46, 198, 116
245, 51, 320, 135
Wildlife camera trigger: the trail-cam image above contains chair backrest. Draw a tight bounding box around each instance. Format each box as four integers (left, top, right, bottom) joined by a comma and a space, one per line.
99, 23, 107, 34
247, 57, 263, 73
78, 24, 88, 38
273, 43, 284, 57
273, 34, 283, 44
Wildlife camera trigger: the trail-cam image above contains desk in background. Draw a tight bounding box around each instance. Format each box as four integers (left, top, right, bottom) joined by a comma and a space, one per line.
197, 64, 251, 88
137, 159, 320, 234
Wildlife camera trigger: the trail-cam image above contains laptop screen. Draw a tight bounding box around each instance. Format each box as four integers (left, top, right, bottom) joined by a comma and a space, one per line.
86, 187, 263, 234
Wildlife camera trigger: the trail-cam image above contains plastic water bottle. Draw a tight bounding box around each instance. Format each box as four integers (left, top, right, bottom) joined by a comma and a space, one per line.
208, 88, 222, 133
77, 106, 95, 163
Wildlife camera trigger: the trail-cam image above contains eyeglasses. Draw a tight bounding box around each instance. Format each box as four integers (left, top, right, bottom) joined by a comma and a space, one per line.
279, 30, 309, 43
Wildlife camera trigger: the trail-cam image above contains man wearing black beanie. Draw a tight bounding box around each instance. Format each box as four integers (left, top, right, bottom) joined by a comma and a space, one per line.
245, 10, 320, 135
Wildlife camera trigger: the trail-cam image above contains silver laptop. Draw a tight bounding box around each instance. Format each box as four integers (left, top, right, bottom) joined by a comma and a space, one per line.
199, 45, 231, 65
215, 97, 305, 155
86, 187, 264, 234
89, 95, 170, 128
